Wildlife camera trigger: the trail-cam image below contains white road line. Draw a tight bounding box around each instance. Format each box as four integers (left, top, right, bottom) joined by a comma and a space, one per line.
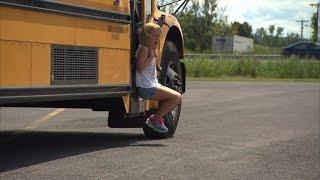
24, 108, 65, 130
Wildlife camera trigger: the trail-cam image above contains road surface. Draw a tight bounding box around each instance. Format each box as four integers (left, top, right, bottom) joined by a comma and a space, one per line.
0, 81, 319, 179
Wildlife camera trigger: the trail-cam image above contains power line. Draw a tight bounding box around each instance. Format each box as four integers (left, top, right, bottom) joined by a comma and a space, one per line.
296, 19, 309, 39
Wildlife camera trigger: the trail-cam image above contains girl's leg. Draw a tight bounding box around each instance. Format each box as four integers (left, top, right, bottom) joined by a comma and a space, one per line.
150, 86, 182, 117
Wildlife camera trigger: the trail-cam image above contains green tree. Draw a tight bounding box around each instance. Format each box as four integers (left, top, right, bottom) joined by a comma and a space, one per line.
276, 27, 284, 37
254, 24, 302, 47
158, 0, 175, 14
268, 25, 275, 36
180, 0, 217, 52
286, 32, 300, 44
311, 13, 318, 42
275, 27, 284, 46
212, 7, 231, 36
189, 0, 202, 51
267, 25, 275, 46
230, 21, 252, 37
231, 21, 241, 35
254, 27, 267, 44
180, 10, 198, 51
239, 22, 252, 38
201, 0, 217, 52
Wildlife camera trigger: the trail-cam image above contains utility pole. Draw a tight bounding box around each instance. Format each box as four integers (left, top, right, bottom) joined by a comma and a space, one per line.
296, 19, 309, 39
310, 0, 320, 42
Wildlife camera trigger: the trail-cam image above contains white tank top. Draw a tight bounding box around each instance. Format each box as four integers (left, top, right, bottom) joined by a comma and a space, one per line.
135, 46, 160, 88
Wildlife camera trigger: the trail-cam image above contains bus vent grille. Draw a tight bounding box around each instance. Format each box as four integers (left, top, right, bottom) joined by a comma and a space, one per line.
52, 45, 98, 85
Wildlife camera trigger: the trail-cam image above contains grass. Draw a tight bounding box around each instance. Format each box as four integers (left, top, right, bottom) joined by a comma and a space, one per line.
252, 44, 282, 55
184, 43, 282, 55
183, 57, 320, 80
187, 77, 320, 82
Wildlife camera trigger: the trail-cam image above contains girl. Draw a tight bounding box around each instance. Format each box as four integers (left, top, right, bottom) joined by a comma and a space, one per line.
136, 22, 182, 133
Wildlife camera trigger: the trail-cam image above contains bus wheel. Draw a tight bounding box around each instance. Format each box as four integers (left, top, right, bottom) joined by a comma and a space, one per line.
143, 41, 183, 139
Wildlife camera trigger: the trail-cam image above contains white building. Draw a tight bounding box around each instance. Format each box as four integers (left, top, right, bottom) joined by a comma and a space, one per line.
212, 35, 253, 53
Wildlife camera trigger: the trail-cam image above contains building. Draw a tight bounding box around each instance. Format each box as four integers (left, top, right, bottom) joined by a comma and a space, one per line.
212, 35, 253, 53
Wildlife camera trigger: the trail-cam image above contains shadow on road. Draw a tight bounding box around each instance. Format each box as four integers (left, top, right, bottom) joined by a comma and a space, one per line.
0, 130, 160, 172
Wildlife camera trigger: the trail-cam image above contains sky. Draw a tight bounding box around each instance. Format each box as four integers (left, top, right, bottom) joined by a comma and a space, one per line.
216, 0, 319, 38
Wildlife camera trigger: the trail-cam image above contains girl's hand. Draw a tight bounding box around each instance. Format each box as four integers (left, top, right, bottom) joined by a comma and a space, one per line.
149, 48, 154, 58
149, 48, 157, 59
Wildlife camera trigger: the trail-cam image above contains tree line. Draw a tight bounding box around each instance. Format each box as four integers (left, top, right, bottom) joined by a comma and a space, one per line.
158, 0, 317, 53
311, 13, 318, 42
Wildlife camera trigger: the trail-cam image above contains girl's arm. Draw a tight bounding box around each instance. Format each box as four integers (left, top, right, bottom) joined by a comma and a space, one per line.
136, 46, 152, 73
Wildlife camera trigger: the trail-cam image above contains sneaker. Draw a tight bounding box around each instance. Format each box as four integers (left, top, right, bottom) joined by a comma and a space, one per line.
146, 115, 168, 133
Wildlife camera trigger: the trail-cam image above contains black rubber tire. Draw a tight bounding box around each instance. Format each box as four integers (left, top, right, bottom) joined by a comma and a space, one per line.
143, 41, 183, 139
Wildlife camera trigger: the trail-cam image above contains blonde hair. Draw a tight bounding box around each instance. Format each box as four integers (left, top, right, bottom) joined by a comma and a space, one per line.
139, 23, 162, 48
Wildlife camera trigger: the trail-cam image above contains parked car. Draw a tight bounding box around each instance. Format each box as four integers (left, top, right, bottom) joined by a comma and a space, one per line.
282, 42, 320, 59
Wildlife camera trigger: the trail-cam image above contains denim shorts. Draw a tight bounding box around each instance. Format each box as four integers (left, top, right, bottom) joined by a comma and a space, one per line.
137, 86, 160, 100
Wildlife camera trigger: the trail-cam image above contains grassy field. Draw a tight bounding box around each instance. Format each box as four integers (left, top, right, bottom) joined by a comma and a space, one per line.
183, 57, 320, 80
185, 44, 282, 55
252, 44, 282, 55
187, 77, 320, 82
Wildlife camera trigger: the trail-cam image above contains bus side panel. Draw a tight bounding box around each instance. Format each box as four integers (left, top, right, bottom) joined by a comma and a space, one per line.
0, 41, 51, 87
0, 6, 131, 88
0, 41, 31, 87
75, 18, 130, 49
0, 7, 1, 86
99, 48, 130, 85
0, 7, 76, 45
53, 0, 130, 14
76, 18, 131, 85
31, 43, 50, 86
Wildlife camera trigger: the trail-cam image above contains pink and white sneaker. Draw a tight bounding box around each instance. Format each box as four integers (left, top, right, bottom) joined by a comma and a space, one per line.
146, 115, 168, 133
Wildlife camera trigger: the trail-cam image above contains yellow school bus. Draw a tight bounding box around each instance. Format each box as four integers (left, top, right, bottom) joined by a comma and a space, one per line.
0, 0, 187, 138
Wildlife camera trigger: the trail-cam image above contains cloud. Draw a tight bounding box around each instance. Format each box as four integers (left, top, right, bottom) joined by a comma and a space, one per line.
217, 0, 318, 38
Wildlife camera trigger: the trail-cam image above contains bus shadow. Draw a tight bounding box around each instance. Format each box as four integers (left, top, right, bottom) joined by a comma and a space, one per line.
0, 130, 163, 172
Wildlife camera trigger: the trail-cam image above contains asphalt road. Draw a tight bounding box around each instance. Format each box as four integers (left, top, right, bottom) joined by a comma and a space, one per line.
0, 81, 319, 179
